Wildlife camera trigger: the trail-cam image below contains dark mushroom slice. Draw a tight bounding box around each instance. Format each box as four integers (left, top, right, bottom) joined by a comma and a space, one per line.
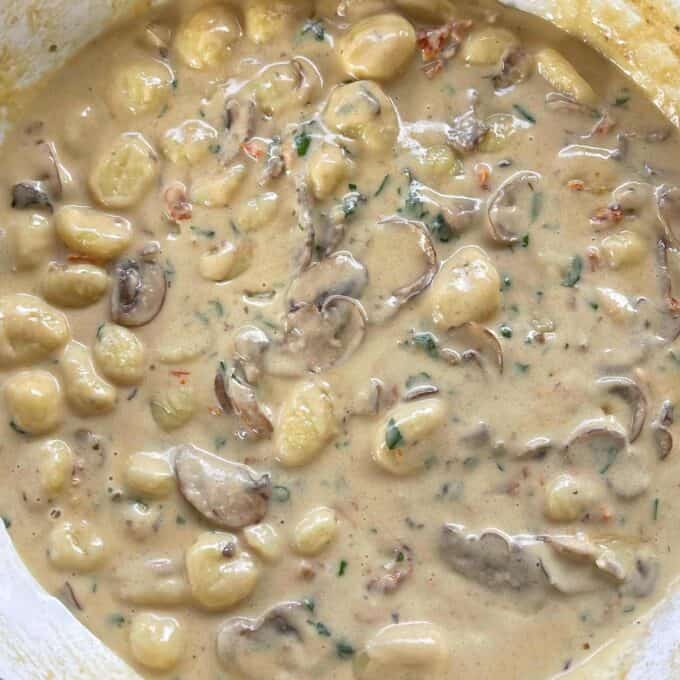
111, 244, 167, 327
374, 216, 438, 321
446, 107, 489, 153
217, 601, 328, 679
563, 422, 627, 470
516, 435, 553, 459
447, 322, 503, 373
596, 376, 647, 442
174, 444, 271, 530
652, 400, 674, 460
656, 184, 680, 247
408, 178, 482, 233
492, 47, 533, 91
259, 136, 285, 185
220, 98, 256, 165
367, 545, 414, 594
655, 238, 680, 316
487, 170, 541, 245
404, 383, 439, 401
293, 174, 317, 272
11, 181, 53, 212
439, 524, 548, 593
233, 325, 270, 384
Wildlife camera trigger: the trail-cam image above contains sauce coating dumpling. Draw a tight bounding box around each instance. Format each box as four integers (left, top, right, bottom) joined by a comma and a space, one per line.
536, 48, 597, 105
129, 613, 186, 671
248, 59, 319, 116
339, 14, 416, 80
110, 59, 174, 116
463, 27, 519, 65
4, 370, 64, 435
162, 119, 218, 165
323, 81, 398, 152
430, 245, 500, 328
175, 4, 241, 69
93, 323, 145, 385
47, 519, 107, 572
41, 263, 109, 308
55, 206, 132, 261
245, 0, 312, 44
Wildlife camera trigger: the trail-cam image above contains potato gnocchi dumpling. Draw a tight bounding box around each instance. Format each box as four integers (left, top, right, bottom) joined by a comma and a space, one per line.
175, 4, 241, 69
0, 294, 70, 368
190, 164, 245, 207
36, 439, 74, 494
601, 230, 646, 269
4, 370, 64, 435
93, 323, 145, 385
185, 532, 259, 610
394, 0, 456, 22
60, 340, 117, 416
162, 119, 218, 165
122, 502, 163, 541
126, 451, 175, 499
150, 383, 196, 430
293, 506, 338, 556
340, 14, 416, 81
323, 81, 398, 152
243, 523, 283, 562
54, 205, 132, 261
129, 612, 186, 671
416, 144, 461, 179
42, 262, 109, 308
244, 0, 311, 44
307, 143, 353, 199
248, 59, 319, 116
199, 239, 253, 282
536, 48, 597, 106
544, 473, 604, 522
110, 59, 174, 117
11, 213, 54, 270
430, 246, 501, 329
276, 381, 337, 467
373, 398, 446, 475
89, 133, 159, 208
47, 519, 107, 572
463, 27, 519, 65
237, 191, 279, 231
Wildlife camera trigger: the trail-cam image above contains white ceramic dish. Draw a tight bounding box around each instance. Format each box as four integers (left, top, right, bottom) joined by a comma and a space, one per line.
1, 1, 680, 677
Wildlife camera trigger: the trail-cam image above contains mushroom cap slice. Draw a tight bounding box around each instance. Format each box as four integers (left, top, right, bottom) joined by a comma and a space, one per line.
657, 184, 680, 248
220, 98, 256, 165
11, 181, 53, 212
596, 376, 647, 442
111, 245, 167, 327
174, 444, 271, 530
487, 170, 541, 245
217, 601, 329, 679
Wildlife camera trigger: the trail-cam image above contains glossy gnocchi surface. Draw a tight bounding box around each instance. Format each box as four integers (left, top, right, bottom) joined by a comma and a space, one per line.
1, 1, 680, 678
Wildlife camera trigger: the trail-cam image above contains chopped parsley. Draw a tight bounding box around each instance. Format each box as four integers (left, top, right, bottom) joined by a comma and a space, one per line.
561, 255, 583, 287
208, 143, 222, 154
189, 225, 216, 239
499, 324, 513, 338
513, 103, 536, 123
301, 18, 326, 41
653, 497, 660, 521
374, 174, 390, 196
385, 418, 404, 450
294, 130, 311, 157
530, 191, 543, 223
341, 191, 366, 218
336, 641, 355, 659
412, 331, 438, 358
430, 213, 454, 242
272, 485, 291, 502
338, 559, 348, 576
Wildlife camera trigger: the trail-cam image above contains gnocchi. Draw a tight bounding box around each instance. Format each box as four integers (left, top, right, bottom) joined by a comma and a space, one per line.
463, 27, 518, 65
293, 506, 338, 556
601, 231, 646, 269
36, 439, 74, 494
126, 451, 175, 498
4, 370, 64, 435
340, 14, 416, 80
93, 323, 145, 385
430, 246, 501, 329
150, 383, 196, 430
199, 239, 253, 282
0, 294, 70, 368
129, 613, 185, 671
243, 523, 283, 562
185, 532, 259, 610
54, 205, 132, 260
307, 144, 352, 200
122, 501, 162, 541
276, 381, 337, 467
190, 164, 245, 207
110, 59, 174, 116
416, 144, 461, 179
244, 1, 311, 45
237, 191, 279, 231
11, 213, 54, 270
373, 398, 446, 475
544, 473, 603, 522
89, 133, 159, 208
248, 59, 319, 116
42, 262, 109, 308
175, 5, 241, 69
48, 519, 107, 572
161, 119, 218, 165
536, 48, 597, 106
60, 340, 117, 416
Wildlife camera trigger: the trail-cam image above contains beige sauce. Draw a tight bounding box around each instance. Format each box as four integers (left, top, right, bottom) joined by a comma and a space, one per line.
1, 1, 680, 678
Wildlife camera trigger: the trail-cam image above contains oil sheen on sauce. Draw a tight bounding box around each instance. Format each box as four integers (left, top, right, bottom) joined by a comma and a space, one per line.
1, 1, 680, 678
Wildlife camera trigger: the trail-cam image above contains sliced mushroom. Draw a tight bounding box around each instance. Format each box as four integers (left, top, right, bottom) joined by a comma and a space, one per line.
447, 322, 503, 373
367, 545, 414, 594
493, 47, 533, 91
596, 376, 646, 442
544, 91, 598, 116
174, 444, 271, 529
11, 141, 67, 212
217, 601, 328, 679
446, 107, 489, 153
11, 182, 53, 212
233, 325, 271, 384
656, 238, 680, 316
260, 136, 285, 185
215, 363, 273, 439
404, 383, 439, 401
440, 524, 548, 593
487, 170, 541, 245
656, 184, 680, 247
113, 554, 190, 606
652, 400, 674, 460
407, 178, 482, 233
111, 244, 167, 327
563, 421, 627, 468
220, 98, 256, 165
516, 435, 553, 459
374, 216, 438, 321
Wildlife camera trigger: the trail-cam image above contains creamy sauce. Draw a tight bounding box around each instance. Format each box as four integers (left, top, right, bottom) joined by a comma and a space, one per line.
1, 1, 680, 678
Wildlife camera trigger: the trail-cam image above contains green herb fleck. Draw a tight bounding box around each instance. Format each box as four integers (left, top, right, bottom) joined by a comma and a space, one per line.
502, 275, 512, 290
9, 420, 27, 435
214, 436, 227, 449
521, 233, 530, 248
107, 613, 126, 627
623, 603, 636, 613
301, 18, 326, 41
294, 130, 311, 157
385, 418, 404, 450
208, 143, 222, 154
589, 301, 599, 311
1, 516, 11, 529
463, 456, 479, 469
176, 514, 187, 525
499, 324, 512, 339
513, 103, 536, 123
374, 174, 390, 196
189, 225, 216, 239
338, 559, 348, 576
303, 597, 315, 612
396, 550, 405, 562
208, 299, 224, 317
514, 362, 530, 374
171, 78, 178, 90
336, 641, 355, 659
653, 497, 660, 521
308, 620, 331, 636
96, 322, 105, 341
430, 213, 454, 242
273, 485, 291, 502
530, 192, 543, 223
412, 331, 438, 358
341, 192, 366, 218
614, 90, 631, 107
561, 255, 583, 287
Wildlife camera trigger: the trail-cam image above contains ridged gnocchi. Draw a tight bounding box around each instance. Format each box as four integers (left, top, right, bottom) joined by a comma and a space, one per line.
373, 398, 446, 475
55, 205, 132, 261
190, 164, 245, 207
276, 381, 337, 467
293, 506, 338, 556
544, 473, 603, 522
89, 133, 159, 208
4, 370, 64, 435
307, 144, 352, 199
479, 113, 521, 153
42, 262, 109, 308
601, 231, 646, 269
11, 213, 54, 270
129, 613, 185, 671
323, 81, 398, 152
126, 451, 175, 498
162, 119, 218, 165
185, 532, 259, 610
248, 59, 318, 116
237, 191, 279, 231
150, 383, 196, 430
244, 1, 311, 45
36, 439, 74, 494
199, 239, 253, 282
463, 27, 518, 65
0, 294, 70, 368
110, 59, 174, 116
536, 48, 597, 106
60, 340, 117, 416
340, 14, 416, 80
416, 144, 461, 179
243, 523, 283, 562
175, 4, 241, 69
48, 519, 107, 572
93, 323, 145, 385
430, 246, 501, 329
